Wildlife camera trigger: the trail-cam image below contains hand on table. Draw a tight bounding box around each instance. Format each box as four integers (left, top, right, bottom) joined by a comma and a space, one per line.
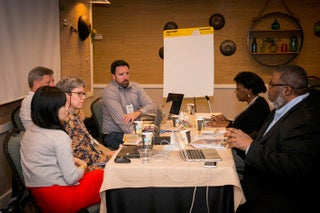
123, 111, 142, 124
206, 114, 230, 127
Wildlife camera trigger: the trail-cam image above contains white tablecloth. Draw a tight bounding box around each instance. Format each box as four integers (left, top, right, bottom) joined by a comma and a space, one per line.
99, 145, 246, 213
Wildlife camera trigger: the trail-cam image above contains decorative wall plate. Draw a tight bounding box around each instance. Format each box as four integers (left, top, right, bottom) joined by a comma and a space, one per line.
158, 46, 164, 59
209, 13, 225, 30
163, 21, 178, 30
314, 21, 320, 37
220, 40, 236, 56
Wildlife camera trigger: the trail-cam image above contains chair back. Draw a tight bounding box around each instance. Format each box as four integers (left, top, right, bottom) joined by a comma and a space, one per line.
2, 130, 39, 212
90, 97, 104, 143
3, 130, 25, 187
11, 105, 25, 132
308, 76, 320, 90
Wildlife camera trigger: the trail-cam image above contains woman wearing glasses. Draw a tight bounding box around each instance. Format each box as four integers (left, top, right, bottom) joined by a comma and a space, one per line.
20, 86, 103, 212
57, 77, 114, 171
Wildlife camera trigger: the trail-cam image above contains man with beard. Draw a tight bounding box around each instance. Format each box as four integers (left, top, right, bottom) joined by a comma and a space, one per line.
226, 64, 320, 213
101, 59, 157, 150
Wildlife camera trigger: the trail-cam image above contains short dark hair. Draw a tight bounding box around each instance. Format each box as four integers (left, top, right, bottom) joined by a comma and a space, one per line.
28, 66, 54, 89
110, 60, 129, 75
31, 86, 66, 130
234, 71, 267, 95
275, 64, 308, 95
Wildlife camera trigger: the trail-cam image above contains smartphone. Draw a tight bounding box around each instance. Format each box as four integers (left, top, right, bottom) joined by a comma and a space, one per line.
204, 161, 217, 168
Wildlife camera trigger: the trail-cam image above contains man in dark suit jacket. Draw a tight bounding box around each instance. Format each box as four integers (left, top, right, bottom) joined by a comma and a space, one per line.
226, 64, 320, 213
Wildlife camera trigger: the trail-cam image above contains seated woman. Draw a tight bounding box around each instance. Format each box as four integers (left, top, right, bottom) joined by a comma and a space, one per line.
56, 77, 114, 171
207, 71, 270, 176
20, 86, 103, 213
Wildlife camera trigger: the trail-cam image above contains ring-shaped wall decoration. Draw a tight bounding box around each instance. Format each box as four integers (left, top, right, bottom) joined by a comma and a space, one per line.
209, 13, 225, 30
220, 40, 236, 56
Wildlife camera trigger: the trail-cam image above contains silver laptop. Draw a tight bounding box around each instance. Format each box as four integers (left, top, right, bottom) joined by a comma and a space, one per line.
154, 101, 173, 128
173, 131, 222, 162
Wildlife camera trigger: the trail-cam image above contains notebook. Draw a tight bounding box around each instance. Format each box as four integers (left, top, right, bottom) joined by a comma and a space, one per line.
173, 131, 222, 162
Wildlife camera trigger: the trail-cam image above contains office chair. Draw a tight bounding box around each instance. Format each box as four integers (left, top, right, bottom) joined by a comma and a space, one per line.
11, 105, 25, 132
90, 97, 104, 143
3, 130, 100, 213
3, 130, 40, 212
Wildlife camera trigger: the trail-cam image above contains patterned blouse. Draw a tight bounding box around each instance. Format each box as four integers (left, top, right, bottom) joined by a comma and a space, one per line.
64, 112, 109, 171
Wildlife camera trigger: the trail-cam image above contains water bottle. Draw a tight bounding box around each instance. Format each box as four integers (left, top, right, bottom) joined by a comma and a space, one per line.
289, 36, 298, 52
251, 37, 257, 53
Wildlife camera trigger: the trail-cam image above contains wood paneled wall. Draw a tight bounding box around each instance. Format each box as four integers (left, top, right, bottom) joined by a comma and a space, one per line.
92, 0, 320, 85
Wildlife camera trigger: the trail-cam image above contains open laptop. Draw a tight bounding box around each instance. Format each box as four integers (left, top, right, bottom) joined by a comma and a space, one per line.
173, 131, 222, 162
166, 93, 184, 115
154, 101, 173, 128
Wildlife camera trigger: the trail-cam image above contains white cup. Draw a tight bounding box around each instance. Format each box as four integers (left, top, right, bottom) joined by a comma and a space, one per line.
138, 148, 153, 163
171, 115, 179, 127
186, 103, 195, 114
134, 121, 143, 134
196, 117, 204, 131
141, 132, 154, 149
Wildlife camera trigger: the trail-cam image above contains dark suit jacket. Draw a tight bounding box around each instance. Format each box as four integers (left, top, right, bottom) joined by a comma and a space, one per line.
229, 96, 270, 159
238, 92, 320, 213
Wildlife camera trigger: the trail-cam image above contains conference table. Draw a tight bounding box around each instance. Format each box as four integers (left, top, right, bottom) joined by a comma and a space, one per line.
99, 144, 246, 213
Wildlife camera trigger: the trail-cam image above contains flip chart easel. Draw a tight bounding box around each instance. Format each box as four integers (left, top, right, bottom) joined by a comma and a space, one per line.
163, 27, 214, 109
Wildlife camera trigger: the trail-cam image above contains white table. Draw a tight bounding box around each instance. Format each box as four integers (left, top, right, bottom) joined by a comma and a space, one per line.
99, 145, 246, 213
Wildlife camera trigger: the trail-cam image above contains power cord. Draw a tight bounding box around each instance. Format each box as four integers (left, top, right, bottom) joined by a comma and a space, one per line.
188, 167, 201, 213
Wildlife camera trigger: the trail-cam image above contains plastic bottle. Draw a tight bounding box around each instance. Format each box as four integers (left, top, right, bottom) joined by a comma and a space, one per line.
251, 37, 257, 53
290, 36, 298, 52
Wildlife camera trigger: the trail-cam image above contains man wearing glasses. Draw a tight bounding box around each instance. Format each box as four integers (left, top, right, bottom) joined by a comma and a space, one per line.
226, 64, 320, 213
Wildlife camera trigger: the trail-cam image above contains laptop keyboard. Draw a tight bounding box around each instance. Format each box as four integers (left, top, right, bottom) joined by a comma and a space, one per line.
186, 149, 206, 159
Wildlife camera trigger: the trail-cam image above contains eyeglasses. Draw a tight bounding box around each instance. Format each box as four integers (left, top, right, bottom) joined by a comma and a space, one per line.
268, 82, 292, 89
69, 92, 87, 98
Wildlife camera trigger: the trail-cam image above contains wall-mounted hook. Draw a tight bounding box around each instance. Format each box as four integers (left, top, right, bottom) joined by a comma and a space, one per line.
69, 26, 78, 33
63, 19, 77, 33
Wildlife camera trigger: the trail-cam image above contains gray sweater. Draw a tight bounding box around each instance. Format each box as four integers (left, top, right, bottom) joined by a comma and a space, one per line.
21, 125, 84, 187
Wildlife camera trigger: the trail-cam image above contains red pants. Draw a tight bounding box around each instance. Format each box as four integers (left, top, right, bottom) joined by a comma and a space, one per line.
30, 169, 103, 213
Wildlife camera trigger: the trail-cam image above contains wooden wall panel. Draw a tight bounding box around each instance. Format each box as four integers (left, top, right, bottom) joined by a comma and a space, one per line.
92, 0, 320, 85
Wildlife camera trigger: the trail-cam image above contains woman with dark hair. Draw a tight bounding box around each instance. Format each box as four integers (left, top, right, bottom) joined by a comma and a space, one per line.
207, 72, 270, 177
229, 71, 270, 137
208, 71, 270, 137
20, 86, 103, 213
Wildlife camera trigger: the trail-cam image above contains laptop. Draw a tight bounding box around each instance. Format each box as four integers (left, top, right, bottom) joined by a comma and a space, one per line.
173, 131, 222, 162
153, 101, 173, 127
166, 93, 184, 115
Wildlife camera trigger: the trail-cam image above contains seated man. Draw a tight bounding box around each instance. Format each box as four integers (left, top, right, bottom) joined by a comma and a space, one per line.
102, 60, 157, 150
19, 66, 55, 130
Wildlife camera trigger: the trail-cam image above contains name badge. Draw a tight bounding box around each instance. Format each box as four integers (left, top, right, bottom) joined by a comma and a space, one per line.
126, 104, 134, 114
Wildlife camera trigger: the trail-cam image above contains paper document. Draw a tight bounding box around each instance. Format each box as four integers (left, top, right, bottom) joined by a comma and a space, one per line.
123, 134, 142, 145
191, 128, 228, 149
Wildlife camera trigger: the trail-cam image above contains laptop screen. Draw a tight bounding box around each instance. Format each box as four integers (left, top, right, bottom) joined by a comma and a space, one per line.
166, 93, 184, 115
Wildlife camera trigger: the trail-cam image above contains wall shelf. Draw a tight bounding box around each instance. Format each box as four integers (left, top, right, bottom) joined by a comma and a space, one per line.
247, 12, 304, 67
